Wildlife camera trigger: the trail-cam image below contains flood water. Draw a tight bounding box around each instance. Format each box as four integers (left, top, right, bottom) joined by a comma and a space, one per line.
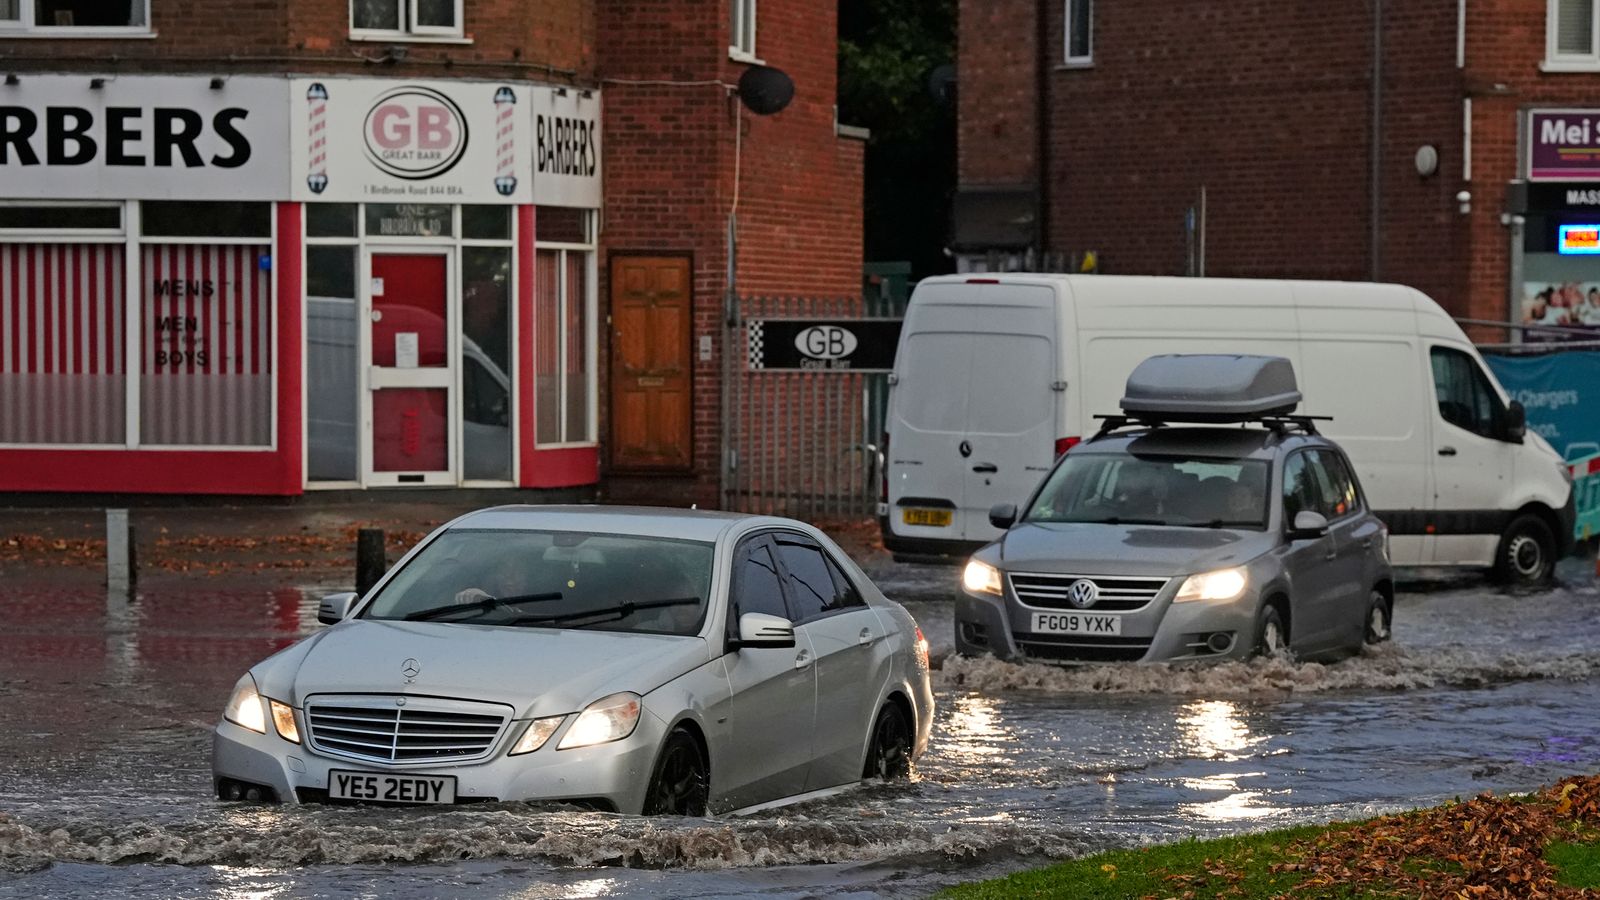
2, 559, 1599, 897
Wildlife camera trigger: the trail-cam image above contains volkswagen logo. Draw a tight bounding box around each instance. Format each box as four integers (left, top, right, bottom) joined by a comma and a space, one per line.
1066, 579, 1099, 609
401, 657, 422, 680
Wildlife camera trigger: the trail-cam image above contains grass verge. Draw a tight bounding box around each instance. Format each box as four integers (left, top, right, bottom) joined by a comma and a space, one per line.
938, 775, 1600, 899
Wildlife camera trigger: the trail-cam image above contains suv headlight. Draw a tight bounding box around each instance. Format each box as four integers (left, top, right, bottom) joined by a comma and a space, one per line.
1175, 567, 1248, 602
223, 674, 267, 734
557, 693, 642, 750
962, 559, 1003, 596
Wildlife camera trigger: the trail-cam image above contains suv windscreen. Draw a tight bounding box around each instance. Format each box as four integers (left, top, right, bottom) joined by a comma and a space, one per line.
1024, 452, 1271, 530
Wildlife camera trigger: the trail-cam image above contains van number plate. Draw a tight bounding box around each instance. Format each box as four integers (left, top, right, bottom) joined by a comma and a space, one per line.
1032, 612, 1122, 635
902, 508, 952, 527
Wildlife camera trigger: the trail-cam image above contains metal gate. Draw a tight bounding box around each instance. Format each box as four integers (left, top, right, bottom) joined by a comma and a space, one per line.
721, 287, 905, 519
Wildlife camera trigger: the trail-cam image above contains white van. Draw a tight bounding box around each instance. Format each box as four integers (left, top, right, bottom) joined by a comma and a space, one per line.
882, 274, 1575, 584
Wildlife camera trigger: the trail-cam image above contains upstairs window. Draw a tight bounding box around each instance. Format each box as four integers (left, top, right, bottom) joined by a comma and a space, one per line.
1065, 0, 1092, 65
730, 0, 757, 60
0, 0, 150, 35
1548, 0, 1600, 69
351, 0, 462, 39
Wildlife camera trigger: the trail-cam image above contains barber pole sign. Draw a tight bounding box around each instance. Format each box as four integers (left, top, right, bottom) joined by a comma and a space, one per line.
306, 83, 330, 195
493, 86, 518, 197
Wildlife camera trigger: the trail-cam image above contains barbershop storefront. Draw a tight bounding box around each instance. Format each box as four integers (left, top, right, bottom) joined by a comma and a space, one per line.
0, 74, 601, 494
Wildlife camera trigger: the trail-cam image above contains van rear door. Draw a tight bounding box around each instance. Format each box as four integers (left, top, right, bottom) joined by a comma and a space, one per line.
887, 282, 1059, 545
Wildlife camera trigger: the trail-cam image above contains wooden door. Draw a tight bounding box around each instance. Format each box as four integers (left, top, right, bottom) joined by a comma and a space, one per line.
610, 256, 692, 470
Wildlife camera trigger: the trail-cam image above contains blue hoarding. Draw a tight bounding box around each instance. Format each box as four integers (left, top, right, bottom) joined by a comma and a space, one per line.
1484, 351, 1600, 541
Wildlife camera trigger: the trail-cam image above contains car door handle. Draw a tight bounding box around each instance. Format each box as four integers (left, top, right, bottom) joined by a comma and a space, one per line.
1361, 538, 1373, 549
794, 649, 812, 670
1438, 446, 1457, 457
859, 627, 876, 646
972, 462, 998, 473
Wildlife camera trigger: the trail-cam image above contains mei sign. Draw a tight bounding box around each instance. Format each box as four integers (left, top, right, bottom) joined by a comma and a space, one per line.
1529, 110, 1600, 181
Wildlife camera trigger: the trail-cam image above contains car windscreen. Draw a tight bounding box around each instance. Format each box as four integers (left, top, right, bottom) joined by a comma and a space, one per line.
360, 529, 715, 636
1024, 453, 1271, 530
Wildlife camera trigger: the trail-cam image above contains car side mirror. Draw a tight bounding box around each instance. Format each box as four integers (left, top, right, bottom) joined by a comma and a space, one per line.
1289, 510, 1330, 540
1503, 400, 1526, 444
989, 503, 1018, 530
317, 592, 359, 625
736, 612, 795, 649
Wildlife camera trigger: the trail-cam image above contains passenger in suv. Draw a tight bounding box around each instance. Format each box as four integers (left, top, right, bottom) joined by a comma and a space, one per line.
955, 355, 1394, 664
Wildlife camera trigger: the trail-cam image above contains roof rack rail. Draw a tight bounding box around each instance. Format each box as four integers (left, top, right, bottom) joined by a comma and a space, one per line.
1090, 413, 1330, 440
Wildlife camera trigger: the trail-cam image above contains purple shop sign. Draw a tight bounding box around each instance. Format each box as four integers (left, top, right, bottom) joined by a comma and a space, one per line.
1530, 110, 1600, 181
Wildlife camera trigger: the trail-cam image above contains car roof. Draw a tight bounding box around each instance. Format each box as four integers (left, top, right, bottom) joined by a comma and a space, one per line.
1077, 426, 1332, 461
447, 505, 759, 542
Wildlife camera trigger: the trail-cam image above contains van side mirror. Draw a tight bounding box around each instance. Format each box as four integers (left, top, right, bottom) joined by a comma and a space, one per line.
1502, 400, 1526, 444
736, 612, 796, 649
1288, 511, 1330, 541
989, 503, 1018, 530
317, 592, 359, 625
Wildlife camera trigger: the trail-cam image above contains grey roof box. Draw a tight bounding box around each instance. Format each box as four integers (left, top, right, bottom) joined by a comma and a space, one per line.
1120, 354, 1302, 422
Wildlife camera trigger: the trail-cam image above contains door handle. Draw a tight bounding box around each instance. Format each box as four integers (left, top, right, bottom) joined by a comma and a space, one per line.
1325, 549, 1339, 561
972, 462, 998, 473
794, 649, 812, 670
1361, 538, 1373, 550
859, 627, 875, 646
1438, 447, 1457, 457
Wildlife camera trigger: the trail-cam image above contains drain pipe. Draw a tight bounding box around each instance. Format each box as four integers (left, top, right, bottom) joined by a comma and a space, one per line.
1369, 0, 1384, 281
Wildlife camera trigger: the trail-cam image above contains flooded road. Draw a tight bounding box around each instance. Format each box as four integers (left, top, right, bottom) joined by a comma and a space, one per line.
2, 559, 1599, 897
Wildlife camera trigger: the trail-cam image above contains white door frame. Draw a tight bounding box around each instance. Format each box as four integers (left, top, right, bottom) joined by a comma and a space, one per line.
361, 245, 459, 487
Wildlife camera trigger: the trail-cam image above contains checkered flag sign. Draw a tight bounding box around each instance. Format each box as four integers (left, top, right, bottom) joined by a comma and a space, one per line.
746, 320, 766, 369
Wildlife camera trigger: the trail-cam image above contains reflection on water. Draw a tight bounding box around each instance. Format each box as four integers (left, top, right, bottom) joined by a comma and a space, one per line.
1177, 700, 1262, 762
944, 695, 1009, 760
507, 876, 621, 899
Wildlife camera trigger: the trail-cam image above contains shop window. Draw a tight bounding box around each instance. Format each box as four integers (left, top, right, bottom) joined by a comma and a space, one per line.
730, 0, 757, 59
306, 204, 358, 239
1548, 0, 1600, 68
306, 246, 358, 481
365, 203, 454, 239
462, 206, 511, 241
0, 242, 127, 445
1065, 0, 1092, 64
535, 236, 595, 446
0, 205, 121, 232
538, 206, 589, 244
351, 0, 462, 38
139, 241, 273, 447
142, 202, 270, 239
0, 0, 149, 33
461, 246, 512, 480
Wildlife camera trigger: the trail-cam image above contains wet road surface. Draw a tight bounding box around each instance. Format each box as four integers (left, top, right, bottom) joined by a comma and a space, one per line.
2, 559, 1599, 897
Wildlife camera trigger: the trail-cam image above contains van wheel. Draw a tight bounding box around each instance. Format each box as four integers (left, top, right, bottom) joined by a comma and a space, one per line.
1494, 515, 1556, 587
863, 703, 912, 781
1363, 590, 1392, 645
1254, 605, 1289, 659
643, 728, 709, 816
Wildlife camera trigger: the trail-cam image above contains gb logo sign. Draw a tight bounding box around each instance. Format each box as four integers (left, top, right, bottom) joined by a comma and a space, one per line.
363, 87, 469, 180
795, 325, 858, 361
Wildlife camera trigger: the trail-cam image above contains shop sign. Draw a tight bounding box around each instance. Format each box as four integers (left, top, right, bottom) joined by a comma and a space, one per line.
1529, 110, 1600, 181
746, 319, 903, 372
530, 86, 601, 209
1559, 224, 1600, 255
290, 77, 532, 204
0, 74, 287, 201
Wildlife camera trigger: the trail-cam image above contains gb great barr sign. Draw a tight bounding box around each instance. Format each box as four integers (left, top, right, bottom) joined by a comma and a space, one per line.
1529, 110, 1600, 181
746, 319, 903, 372
290, 77, 533, 204
0, 74, 288, 200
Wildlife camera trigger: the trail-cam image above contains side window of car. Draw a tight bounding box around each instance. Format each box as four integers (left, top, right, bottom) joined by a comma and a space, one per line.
731, 539, 790, 623
1431, 347, 1500, 439
1302, 452, 1345, 521
772, 535, 837, 622
824, 555, 868, 610
1312, 450, 1360, 519
1281, 452, 1323, 521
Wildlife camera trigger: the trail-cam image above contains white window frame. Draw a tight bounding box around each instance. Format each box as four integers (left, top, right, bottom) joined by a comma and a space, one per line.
1064, 0, 1093, 66
730, 0, 760, 63
349, 0, 467, 42
1546, 0, 1600, 71
0, 0, 154, 37
534, 212, 598, 449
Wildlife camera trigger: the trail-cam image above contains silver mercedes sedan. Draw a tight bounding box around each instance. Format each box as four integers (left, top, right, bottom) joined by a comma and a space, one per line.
212, 506, 933, 816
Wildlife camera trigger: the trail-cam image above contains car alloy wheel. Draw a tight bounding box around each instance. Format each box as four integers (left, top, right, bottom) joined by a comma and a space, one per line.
864, 703, 912, 780
643, 729, 708, 816
1364, 591, 1392, 645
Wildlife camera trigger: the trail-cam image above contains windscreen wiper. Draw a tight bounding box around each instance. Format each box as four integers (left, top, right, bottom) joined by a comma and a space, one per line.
403, 591, 565, 622
507, 597, 701, 630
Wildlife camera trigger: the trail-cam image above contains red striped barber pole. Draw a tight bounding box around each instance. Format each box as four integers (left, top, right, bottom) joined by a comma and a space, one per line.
0, 243, 126, 445
141, 244, 272, 446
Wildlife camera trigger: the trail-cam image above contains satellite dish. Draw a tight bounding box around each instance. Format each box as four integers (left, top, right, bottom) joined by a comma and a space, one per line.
926, 63, 956, 106
737, 65, 795, 115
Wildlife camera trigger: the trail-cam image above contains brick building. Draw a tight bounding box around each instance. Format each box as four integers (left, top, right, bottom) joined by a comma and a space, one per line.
0, 0, 863, 500
954, 0, 1600, 332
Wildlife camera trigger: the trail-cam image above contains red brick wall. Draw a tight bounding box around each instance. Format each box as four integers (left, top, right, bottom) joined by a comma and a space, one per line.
957, 0, 1037, 189
599, 0, 864, 507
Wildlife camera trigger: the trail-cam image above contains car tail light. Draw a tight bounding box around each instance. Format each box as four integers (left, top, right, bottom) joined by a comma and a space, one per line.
1054, 436, 1080, 458
913, 625, 930, 669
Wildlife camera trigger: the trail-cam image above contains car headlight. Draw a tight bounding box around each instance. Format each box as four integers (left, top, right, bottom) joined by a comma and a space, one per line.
509, 715, 566, 755
1175, 566, 1248, 602
223, 674, 267, 734
269, 700, 300, 744
557, 692, 642, 750
962, 559, 1003, 596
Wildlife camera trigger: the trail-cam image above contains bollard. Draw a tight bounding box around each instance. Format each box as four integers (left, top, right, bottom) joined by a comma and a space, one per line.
106, 508, 136, 594
356, 528, 386, 595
